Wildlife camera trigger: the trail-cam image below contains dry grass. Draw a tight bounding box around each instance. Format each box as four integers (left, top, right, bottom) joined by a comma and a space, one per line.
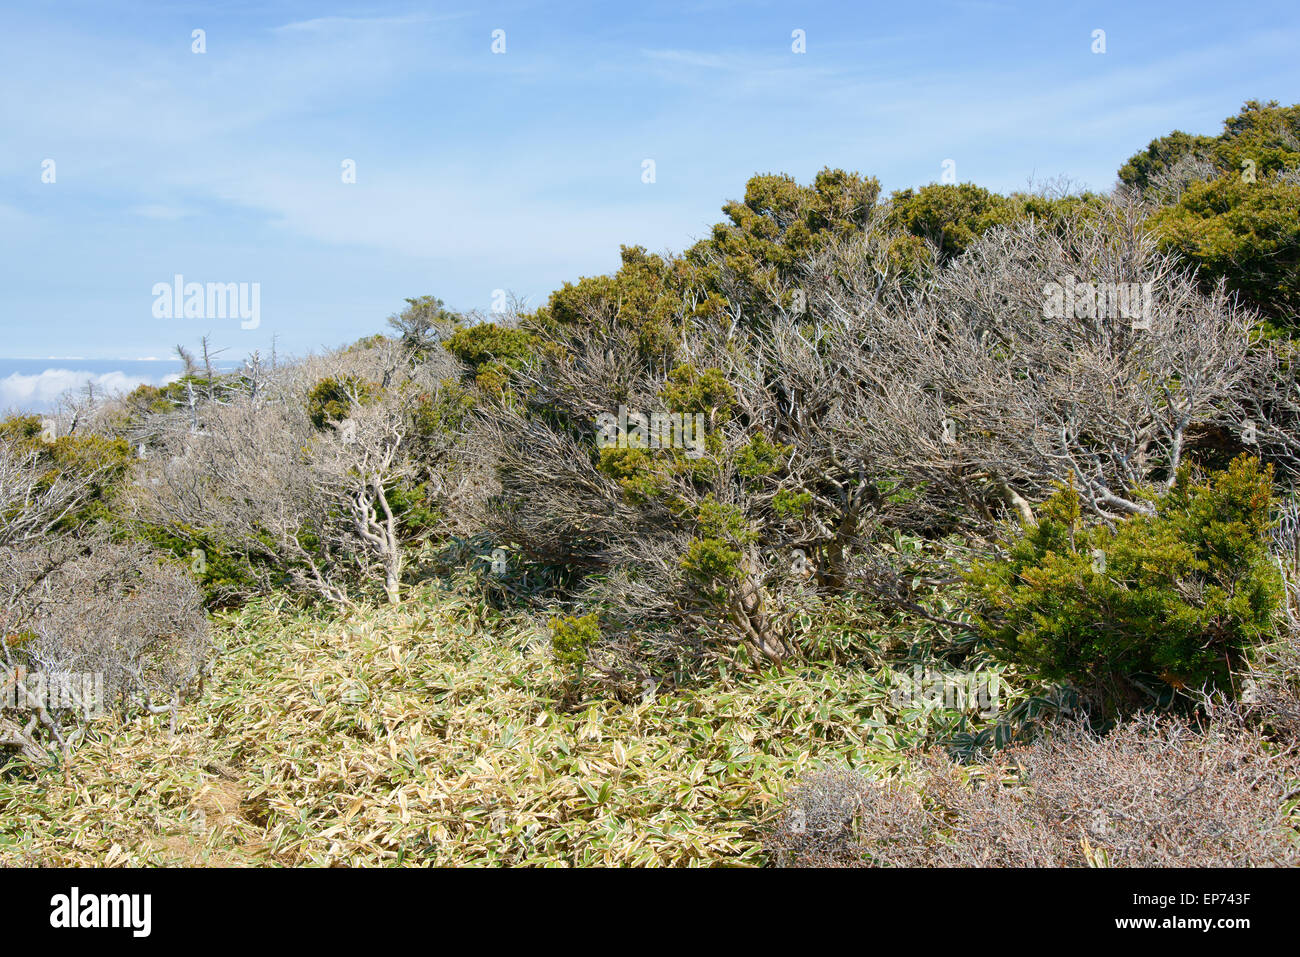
9, 580, 1292, 868
0, 585, 934, 866
768, 711, 1300, 867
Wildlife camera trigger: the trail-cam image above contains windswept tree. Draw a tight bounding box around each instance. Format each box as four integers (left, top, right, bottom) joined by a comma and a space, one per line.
127, 338, 473, 607
387, 295, 459, 357
814, 200, 1262, 525
472, 201, 922, 681
0, 431, 209, 761
471, 186, 1272, 687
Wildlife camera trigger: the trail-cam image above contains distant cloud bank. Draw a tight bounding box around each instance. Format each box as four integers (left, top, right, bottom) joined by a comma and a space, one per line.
0, 368, 179, 413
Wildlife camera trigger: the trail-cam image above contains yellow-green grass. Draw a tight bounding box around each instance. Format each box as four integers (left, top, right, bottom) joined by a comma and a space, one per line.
1, 585, 956, 866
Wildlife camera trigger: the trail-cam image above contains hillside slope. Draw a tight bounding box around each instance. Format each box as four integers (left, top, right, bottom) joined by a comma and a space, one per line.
0, 586, 915, 866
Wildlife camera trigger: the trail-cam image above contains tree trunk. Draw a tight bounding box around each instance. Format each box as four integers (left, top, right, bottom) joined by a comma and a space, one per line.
731, 551, 790, 663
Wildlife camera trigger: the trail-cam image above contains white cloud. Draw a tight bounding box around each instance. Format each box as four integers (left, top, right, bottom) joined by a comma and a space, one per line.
0, 204, 31, 227
0, 368, 159, 413
272, 14, 442, 34
130, 204, 193, 221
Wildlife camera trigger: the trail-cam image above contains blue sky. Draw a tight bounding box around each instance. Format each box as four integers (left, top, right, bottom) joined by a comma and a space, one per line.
1, 0, 1297, 362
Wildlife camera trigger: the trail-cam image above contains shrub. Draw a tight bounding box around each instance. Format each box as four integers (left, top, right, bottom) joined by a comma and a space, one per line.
129, 339, 481, 608
444, 323, 540, 395
1119, 130, 1219, 194
1123, 100, 1300, 328
1148, 173, 1300, 329
549, 613, 601, 667
768, 710, 1300, 867
307, 375, 375, 430
1, 536, 211, 761
0, 415, 132, 529
886, 183, 1020, 262
968, 456, 1284, 710
814, 200, 1260, 531
476, 194, 1264, 689
1245, 623, 1300, 744
386, 295, 458, 356
444, 323, 538, 373
1121, 100, 1300, 195
129, 522, 269, 607
1242, 494, 1300, 739
533, 245, 694, 359
688, 169, 882, 312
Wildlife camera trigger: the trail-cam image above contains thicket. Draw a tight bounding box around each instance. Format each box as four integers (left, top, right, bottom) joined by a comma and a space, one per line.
3, 102, 1299, 867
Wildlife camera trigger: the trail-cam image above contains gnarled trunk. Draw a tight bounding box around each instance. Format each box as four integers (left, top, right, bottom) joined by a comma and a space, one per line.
730, 551, 791, 663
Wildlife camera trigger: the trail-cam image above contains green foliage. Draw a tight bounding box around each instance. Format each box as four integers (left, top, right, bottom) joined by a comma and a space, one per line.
1120, 101, 1300, 190
0, 414, 44, 446
1148, 174, 1300, 327
531, 170, 883, 350
443, 323, 539, 394
0, 415, 133, 528
347, 333, 391, 352
387, 295, 457, 355
533, 246, 691, 357
680, 497, 759, 602
968, 457, 1284, 711
121, 383, 181, 416
735, 432, 790, 480
687, 168, 880, 312
887, 183, 1020, 261
111, 372, 239, 429
772, 488, 812, 517
596, 446, 666, 502
1120, 100, 1300, 327
307, 376, 375, 430
128, 522, 268, 607
882, 184, 1110, 268
680, 538, 745, 603
381, 479, 442, 537
694, 495, 757, 545
46, 433, 133, 484
1118, 130, 1219, 192
659, 364, 735, 418
410, 381, 476, 440
405, 382, 480, 516
1213, 100, 1300, 179
549, 612, 601, 667
1011, 191, 1112, 229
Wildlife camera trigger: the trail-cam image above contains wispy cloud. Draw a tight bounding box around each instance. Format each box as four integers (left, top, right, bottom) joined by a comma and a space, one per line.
1, 0, 1295, 360
272, 13, 461, 34
130, 204, 193, 221
641, 49, 743, 70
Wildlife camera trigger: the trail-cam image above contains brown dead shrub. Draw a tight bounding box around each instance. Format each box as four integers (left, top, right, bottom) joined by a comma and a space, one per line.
1, 536, 210, 760
769, 710, 1300, 867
